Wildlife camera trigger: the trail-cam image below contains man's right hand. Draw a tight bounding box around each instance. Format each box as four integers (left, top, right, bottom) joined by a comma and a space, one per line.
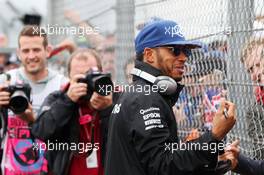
19, 103, 36, 124
219, 140, 240, 170
66, 74, 87, 102
212, 98, 236, 141
0, 84, 10, 107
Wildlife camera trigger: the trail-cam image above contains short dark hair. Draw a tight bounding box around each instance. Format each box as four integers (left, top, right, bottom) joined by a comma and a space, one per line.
18, 25, 48, 48
67, 48, 102, 76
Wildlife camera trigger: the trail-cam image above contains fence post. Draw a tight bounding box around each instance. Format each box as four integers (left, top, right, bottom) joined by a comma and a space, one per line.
115, 0, 135, 84
226, 0, 254, 157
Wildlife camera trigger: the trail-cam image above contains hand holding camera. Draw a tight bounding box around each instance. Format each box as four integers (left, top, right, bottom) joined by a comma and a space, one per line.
0, 82, 31, 115
67, 69, 114, 111
0, 84, 10, 107
67, 74, 88, 102
90, 92, 112, 111
19, 103, 35, 123
67, 69, 113, 102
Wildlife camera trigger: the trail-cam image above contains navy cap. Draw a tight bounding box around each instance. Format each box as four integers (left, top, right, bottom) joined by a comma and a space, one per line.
135, 20, 201, 54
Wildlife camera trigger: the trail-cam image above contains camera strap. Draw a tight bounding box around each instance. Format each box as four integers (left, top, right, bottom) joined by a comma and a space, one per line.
73, 109, 97, 158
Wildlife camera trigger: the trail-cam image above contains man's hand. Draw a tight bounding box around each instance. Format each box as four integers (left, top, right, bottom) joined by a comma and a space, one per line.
0, 84, 10, 107
90, 92, 112, 111
212, 98, 236, 141
19, 104, 36, 123
219, 140, 240, 170
67, 74, 87, 102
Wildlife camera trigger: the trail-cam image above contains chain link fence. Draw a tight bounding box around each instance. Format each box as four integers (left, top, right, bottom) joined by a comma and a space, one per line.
134, 0, 264, 164
47, 0, 264, 174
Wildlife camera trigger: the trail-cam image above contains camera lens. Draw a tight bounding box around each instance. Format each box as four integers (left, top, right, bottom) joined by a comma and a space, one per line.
94, 76, 113, 96
9, 90, 29, 114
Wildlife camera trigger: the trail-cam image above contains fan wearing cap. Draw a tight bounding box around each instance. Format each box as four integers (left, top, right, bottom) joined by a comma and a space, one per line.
105, 19, 237, 175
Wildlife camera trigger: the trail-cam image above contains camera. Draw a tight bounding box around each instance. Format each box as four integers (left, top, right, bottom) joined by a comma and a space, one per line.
5, 84, 31, 114
78, 69, 113, 100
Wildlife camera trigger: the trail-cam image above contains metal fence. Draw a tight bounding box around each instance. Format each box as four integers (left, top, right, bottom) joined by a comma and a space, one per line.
136, 0, 264, 165
46, 0, 264, 174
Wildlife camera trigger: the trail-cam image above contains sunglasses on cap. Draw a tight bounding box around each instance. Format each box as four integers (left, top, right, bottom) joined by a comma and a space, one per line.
155, 46, 192, 57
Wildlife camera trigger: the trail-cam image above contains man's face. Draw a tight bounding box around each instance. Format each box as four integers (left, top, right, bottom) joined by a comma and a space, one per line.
152, 46, 188, 81
18, 36, 49, 75
245, 45, 264, 83
69, 53, 98, 79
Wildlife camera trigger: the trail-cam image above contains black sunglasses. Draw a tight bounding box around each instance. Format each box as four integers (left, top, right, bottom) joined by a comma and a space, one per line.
156, 46, 191, 57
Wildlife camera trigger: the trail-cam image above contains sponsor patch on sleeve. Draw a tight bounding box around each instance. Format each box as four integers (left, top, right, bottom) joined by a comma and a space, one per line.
139, 107, 164, 130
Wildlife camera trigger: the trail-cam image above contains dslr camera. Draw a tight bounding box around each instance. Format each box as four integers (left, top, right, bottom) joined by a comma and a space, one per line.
78, 69, 113, 100
5, 84, 31, 114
